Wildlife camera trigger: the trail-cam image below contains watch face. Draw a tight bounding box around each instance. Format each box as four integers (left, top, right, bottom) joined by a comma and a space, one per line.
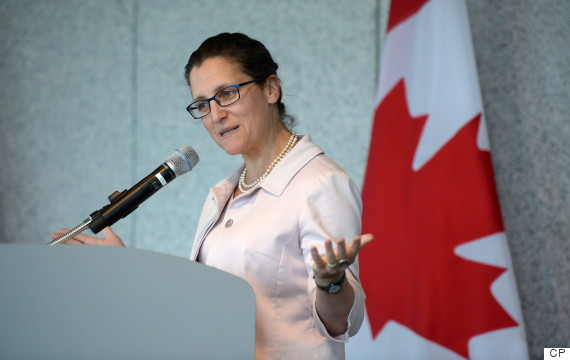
328, 284, 341, 294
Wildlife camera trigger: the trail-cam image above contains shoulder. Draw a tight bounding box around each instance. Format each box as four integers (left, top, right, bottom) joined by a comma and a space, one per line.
291, 136, 355, 193
291, 150, 362, 213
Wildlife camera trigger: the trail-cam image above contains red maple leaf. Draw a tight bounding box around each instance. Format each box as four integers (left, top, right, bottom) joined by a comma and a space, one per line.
360, 79, 518, 358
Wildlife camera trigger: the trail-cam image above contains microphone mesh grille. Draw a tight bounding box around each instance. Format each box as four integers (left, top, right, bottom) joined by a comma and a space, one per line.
168, 145, 199, 176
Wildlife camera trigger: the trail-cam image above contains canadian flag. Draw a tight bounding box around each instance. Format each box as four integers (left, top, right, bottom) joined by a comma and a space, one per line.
347, 0, 529, 359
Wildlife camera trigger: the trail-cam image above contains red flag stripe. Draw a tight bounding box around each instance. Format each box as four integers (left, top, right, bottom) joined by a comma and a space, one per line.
387, 0, 430, 31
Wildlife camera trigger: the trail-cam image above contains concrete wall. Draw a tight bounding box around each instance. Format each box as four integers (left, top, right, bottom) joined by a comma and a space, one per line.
467, 0, 570, 356
1, 0, 567, 358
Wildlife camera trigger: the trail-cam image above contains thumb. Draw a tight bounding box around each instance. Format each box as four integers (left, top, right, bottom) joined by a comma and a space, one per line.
358, 233, 374, 248
101, 226, 126, 247
102, 226, 117, 238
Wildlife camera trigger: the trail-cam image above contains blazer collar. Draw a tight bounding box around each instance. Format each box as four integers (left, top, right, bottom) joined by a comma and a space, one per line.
210, 134, 324, 201
260, 134, 323, 196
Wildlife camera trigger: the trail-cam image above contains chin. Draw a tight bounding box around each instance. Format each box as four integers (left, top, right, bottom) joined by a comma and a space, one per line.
220, 143, 243, 156
224, 149, 242, 156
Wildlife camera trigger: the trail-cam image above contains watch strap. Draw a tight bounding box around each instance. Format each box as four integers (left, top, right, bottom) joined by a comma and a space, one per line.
315, 271, 347, 294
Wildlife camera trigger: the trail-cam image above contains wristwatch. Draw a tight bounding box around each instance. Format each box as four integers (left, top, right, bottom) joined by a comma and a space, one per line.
316, 271, 346, 294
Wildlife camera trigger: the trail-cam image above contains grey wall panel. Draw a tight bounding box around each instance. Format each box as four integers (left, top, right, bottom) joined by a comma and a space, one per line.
467, 0, 570, 356
0, 0, 135, 245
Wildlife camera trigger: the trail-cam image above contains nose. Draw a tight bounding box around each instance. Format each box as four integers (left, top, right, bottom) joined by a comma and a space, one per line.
209, 100, 226, 123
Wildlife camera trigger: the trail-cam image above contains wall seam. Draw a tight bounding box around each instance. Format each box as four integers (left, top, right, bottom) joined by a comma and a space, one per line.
130, 0, 139, 246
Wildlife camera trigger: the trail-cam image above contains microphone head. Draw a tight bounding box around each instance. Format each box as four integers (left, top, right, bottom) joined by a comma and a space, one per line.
167, 145, 199, 176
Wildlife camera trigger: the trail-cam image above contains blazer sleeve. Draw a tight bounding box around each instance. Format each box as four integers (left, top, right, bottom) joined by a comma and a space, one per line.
298, 168, 366, 342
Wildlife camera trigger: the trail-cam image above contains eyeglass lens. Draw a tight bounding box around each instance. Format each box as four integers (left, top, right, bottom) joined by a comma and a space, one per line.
189, 86, 240, 119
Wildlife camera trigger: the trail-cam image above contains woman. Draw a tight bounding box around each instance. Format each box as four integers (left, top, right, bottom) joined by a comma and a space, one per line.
52, 32, 373, 360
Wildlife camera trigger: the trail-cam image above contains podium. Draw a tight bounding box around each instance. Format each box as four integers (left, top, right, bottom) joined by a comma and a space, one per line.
0, 245, 255, 359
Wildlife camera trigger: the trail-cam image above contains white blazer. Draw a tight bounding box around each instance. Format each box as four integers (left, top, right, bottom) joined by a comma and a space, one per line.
190, 135, 366, 360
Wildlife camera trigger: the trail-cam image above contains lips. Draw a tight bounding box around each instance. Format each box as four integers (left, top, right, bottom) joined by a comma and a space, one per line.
220, 125, 239, 137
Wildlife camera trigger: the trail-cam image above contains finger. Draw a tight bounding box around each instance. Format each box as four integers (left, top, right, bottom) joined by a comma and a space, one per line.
347, 236, 362, 260
346, 234, 375, 259
102, 226, 120, 243
72, 237, 86, 244
324, 239, 338, 267
102, 226, 116, 238
51, 228, 71, 239
359, 233, 374, 248
102, 226, 126, 247
350, 234, 374, 261
311, 246, 325, 269
71, 233, 99, 245
64, 238, 84, 245
335, 238, 349, 265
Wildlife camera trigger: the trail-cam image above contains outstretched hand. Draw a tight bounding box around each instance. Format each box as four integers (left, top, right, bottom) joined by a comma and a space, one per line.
50, 226, 125, 247
310, 233, 374, 286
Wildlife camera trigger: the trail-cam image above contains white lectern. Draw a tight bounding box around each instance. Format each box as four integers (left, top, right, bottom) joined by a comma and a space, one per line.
0, 245, 255, 359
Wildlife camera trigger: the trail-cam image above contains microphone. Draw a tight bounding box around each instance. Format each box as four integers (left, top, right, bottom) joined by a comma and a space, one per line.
48, 146, 199, 245
88, 145, 199, 233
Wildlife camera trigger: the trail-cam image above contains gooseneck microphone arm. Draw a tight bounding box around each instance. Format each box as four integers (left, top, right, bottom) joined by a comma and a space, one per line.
48, 146, 199, 246
47, 217, 93, 246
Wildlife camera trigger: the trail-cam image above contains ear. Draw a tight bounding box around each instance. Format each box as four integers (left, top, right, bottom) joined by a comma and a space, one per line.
264, 75, 281, 104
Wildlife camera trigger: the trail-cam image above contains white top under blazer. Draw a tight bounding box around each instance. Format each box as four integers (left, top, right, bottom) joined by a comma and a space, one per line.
190, 135, 366, 360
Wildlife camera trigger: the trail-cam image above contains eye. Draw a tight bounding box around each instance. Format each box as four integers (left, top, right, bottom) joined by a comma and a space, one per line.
195, 101, 209, 113
217, 87, 238, 101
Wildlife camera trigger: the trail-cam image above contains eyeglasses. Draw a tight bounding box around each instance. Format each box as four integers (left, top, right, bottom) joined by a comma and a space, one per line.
186, 78, 264, 119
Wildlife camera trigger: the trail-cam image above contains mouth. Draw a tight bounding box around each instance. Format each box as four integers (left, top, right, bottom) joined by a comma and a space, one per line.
220, 125, 239, 137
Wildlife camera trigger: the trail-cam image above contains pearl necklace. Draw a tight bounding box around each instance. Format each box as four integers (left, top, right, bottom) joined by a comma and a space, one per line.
238, 132, 299, 193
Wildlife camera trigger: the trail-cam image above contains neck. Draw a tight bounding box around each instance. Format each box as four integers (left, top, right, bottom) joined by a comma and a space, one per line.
242, 125, 292, 182
236, 129, 298, 195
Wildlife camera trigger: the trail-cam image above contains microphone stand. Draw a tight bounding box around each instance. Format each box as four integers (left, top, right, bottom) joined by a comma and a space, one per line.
47, 217, 93, 246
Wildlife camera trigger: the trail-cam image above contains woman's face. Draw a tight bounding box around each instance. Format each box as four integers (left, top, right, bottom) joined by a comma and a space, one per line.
188, 56, 280, 157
